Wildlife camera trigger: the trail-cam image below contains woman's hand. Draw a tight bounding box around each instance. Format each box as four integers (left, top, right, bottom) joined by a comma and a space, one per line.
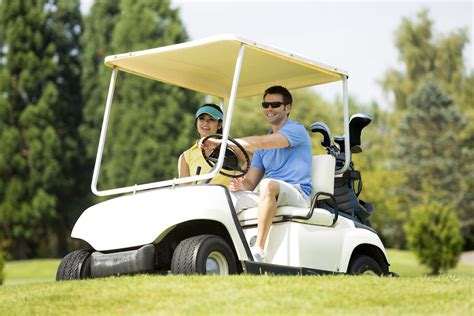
199, 137, 220, 154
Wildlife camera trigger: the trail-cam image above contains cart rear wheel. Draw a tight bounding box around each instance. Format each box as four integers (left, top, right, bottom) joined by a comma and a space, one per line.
56, 249, 92, 281
171, 234, 237, 275
348, 254, 384, 276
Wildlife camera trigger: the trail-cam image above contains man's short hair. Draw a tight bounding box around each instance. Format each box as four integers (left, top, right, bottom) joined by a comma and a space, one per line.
264, 86, 293, 105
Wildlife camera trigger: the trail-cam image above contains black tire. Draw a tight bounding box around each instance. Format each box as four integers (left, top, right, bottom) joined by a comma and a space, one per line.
56, 249, 92, 281
348, 254, 384, 276
171, 234, 237, 275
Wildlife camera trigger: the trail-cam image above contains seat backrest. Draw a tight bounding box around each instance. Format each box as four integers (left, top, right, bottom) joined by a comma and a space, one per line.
311, 155, 335, 199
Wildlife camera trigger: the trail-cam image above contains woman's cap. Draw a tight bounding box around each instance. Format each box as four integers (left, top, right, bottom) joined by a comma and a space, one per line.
195, 104, 224, 121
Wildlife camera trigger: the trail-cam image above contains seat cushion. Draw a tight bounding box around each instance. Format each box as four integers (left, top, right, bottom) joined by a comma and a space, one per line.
237, 206, 335, 226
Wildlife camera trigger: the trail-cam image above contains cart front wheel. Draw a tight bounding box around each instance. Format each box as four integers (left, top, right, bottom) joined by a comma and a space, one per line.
171, 234, 237, 275
56, 249, 92, 281
348, 254, 384, 276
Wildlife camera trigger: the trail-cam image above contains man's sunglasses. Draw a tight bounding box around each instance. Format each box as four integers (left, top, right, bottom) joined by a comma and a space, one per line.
261, 101, 287, 109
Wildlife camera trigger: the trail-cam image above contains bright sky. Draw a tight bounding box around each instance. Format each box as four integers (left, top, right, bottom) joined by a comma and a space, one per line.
170, 0, 473, 109
81, 0, 473, 109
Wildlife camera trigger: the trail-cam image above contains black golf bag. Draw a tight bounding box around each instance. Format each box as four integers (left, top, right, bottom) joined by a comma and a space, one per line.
310, 114, 375, 227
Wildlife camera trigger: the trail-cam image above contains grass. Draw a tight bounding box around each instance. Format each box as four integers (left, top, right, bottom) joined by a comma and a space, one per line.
1, 250, 473, 315
2, 259, 59, 285
386, 249, 474, 277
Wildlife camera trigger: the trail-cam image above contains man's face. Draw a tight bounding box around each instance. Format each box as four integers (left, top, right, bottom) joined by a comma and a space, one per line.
262, 93, 291, 126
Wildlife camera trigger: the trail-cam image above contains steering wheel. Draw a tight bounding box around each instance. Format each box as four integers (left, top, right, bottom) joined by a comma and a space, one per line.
200, 134, 250, 178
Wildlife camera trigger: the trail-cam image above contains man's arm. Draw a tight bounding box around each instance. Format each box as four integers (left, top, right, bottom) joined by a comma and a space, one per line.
236, 133, 289, 152
200, 132, 289, 154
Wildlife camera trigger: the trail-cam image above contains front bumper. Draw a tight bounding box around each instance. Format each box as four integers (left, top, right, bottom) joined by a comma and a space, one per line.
91, 244, 154, 278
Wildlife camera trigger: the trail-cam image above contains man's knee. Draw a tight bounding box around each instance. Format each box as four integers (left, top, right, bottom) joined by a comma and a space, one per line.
259, 179, 280, 198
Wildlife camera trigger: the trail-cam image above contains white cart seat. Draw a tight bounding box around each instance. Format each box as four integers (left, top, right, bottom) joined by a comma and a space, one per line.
237, 206, 335, 227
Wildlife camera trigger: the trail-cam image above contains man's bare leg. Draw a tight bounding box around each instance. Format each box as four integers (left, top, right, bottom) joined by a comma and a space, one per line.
256, 179, 280, 249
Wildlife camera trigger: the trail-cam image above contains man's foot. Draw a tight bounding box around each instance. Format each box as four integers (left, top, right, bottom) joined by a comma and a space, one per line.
251, 246, 265, 263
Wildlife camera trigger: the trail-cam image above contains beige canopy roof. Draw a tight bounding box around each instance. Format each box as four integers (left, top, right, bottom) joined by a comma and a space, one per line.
104, 34, 347, 98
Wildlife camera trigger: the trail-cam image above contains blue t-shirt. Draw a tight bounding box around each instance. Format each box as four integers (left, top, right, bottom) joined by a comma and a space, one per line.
251, 120, 313, 197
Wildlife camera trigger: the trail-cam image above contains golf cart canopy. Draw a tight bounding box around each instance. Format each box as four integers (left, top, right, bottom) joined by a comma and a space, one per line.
93, 34, 351, 196
104, 34, 347, 99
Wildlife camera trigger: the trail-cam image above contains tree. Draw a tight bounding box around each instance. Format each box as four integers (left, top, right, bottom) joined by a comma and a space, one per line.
380, 9, 473, 248
396, 78, 471, 246
381, 10, 469, 112
80, 0, 201, 191
405, 188, 463, 275
397, 79, 466, 197
48, 0, 88, 257
80, 0, 121, 161
0, 0, 84, 258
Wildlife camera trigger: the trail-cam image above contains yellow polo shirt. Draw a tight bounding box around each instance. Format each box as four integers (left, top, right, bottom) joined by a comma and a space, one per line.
183, 142, 232, 186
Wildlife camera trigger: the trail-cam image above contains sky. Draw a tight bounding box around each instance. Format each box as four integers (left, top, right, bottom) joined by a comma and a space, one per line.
81, 0, 473, 109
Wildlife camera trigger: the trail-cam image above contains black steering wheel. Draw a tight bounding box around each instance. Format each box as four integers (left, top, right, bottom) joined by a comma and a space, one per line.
200, 134, 250, 178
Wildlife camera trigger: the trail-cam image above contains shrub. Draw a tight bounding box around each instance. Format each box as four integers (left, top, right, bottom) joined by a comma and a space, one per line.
405, 196, 463, 275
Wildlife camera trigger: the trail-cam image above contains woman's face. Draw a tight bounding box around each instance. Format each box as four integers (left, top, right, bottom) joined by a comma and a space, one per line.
196, 113, 222, 137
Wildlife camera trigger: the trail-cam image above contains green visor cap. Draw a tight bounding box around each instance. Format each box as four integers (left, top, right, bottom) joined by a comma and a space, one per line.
195, 105, 224, 121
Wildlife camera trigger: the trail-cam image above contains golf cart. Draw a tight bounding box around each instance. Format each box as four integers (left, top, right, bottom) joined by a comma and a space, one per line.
56, 34, 394, 279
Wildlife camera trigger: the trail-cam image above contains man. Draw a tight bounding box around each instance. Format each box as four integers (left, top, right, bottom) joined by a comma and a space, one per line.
223, 86, 312, 262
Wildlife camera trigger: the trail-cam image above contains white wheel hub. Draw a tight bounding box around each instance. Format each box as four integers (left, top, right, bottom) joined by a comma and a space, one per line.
206, 251, 229, 275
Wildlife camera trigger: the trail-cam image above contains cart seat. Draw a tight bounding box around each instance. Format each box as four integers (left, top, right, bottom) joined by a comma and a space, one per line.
237, 206, 335, 227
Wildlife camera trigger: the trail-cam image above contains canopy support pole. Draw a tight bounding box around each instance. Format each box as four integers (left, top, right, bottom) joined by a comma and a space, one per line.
337, 75, 350, 175
211, 44, 246, 173
91, 68, 118, 196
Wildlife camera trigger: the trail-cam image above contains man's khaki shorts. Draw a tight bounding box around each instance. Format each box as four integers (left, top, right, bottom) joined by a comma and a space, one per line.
231, 179, 310, 212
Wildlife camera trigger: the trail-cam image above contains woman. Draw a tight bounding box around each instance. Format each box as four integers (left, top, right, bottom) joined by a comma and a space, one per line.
178, 103, 232, 186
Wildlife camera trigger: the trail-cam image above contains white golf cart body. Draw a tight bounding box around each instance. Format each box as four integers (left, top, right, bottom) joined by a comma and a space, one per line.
69, 34, 390, 277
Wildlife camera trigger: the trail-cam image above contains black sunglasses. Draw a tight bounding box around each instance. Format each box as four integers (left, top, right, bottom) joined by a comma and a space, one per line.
261, 101, 286, 109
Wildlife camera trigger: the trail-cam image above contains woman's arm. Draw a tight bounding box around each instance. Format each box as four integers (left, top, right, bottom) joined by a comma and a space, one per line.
178, 153, 190, 178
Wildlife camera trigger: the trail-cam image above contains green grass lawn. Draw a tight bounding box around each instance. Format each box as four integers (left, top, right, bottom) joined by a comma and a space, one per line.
1, 249, 473, 315
386, 249, 474, 277
2, 258, 59, 285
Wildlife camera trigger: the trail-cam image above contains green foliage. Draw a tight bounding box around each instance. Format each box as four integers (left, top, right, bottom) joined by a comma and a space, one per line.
0, 0, 84, 258
396, 79, 471, 245
397, 79, 466, 193
360, 169, 409, 248
404, 189, 463, 275
381, 10, 469, 111
80, 0, 201, 190
381, 10, 473, 248
79, 0, 121, 160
